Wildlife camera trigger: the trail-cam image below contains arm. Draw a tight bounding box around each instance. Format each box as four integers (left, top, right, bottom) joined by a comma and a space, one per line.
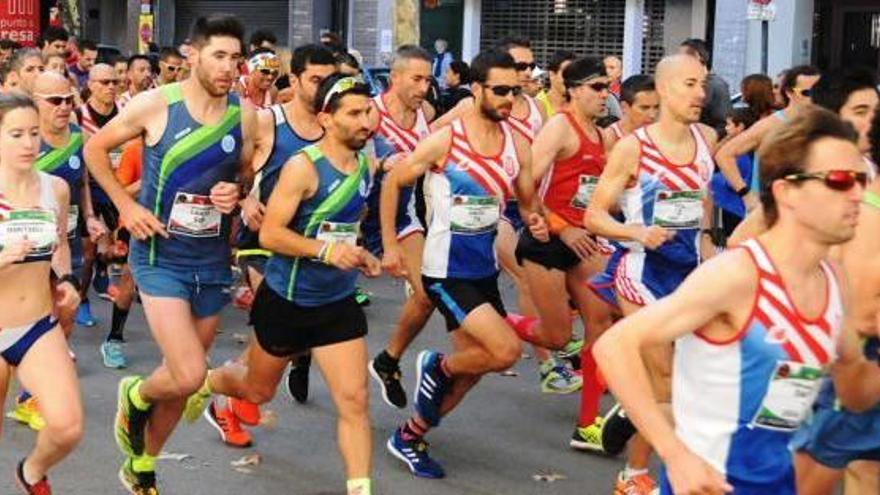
714, 119, 769, 210
530, 115, 567, 181
726, 206, 767, 247
50, 178, 72, 278
430, 96, 473, 131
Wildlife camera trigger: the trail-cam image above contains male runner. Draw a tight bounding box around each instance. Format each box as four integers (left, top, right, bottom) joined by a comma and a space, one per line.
382, 49, 548, 478
117, 55, 153, 108
189, 74, 380, 495
157, 48, 184, 87
10, 49, 45, 96
535, 49, 575, 117
595, 106, 880, 495
84, 15, 256, 493
235, 48, 279, 109
584, 54, 717, 494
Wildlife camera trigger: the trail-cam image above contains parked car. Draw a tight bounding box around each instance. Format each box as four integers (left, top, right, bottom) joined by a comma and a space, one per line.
96, 44, 122, 64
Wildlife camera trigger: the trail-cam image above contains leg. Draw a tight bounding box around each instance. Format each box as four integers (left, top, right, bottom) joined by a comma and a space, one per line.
208, 337, 289, 404
444, 304, 523, 376
795, 451, 843, 495
385, 233, 432, 359
843, 461, 879, 495
519, 260, 574, 350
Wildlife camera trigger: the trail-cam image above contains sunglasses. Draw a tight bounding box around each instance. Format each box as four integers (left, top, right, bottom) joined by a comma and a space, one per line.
514, 62, 536, 72
94, 79, 120, 86
783, 170, 868, 191
163, 65, 181, 72
321, 76, 366, 111
796, 88, 813, 97
259, 68, 279, 77
484, 84, 522, 97
35, 94, 75, 106
584, 81, 609, 92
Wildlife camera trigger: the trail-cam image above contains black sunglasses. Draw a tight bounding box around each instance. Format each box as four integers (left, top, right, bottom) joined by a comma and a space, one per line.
484, 85, 522, 97
39, 95, 75, 106
584, 81, 609, 92
514, 62, 536, 72
783, 170, 868, 191
259, 68, 279, 77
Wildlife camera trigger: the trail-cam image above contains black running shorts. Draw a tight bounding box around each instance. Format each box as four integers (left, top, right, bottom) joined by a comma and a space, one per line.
515, 229, 580, 271
422, 275, 506, 332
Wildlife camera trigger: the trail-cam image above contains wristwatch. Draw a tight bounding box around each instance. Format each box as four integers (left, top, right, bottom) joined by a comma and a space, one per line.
57, 273, 82, 292
735, 185, 750, 197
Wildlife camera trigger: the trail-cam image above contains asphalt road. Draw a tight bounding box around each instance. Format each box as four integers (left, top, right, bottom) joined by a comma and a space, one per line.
0, 275, 627, 495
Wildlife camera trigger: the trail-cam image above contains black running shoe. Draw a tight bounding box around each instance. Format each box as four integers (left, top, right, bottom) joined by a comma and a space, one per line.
600, 402, 637, 456
285, 354, 311, 404
369, 354, 407, 409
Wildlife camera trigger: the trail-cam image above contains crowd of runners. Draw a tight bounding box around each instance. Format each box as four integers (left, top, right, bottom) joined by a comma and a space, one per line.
1, 12, 880, 495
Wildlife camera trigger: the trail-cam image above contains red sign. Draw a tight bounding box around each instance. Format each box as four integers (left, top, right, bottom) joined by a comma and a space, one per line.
0, 0, 41, 47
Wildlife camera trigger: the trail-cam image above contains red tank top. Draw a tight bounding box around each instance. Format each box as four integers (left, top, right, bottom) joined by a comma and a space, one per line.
540, 112, 606, 225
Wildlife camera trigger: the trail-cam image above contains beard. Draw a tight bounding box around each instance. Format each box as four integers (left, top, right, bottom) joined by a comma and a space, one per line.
480, 101, 508, 122
343, 134, 368, 151
195, 68, 229, 97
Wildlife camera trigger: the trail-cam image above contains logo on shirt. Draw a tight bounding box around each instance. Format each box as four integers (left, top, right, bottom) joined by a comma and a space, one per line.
358, 177, 369, 197
174, 127, 192, 140
764, 325, 792, 345
221, 135, 236, 154
328, 178, 341, 194
502, 156, 516, 177
68, 155, 81, 170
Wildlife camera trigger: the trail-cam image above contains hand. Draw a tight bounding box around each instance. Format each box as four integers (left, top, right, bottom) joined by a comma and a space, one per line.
209, 181, 241, 214
559, 227, 601, 259
638, 225, 674, 250
699, 231, 717, 261
327, 243, 366, 271
359, 251, 383, 278
742, 191, 759, 213
665, 447, 733, 495
55, 281, 81, 313
240, 195, 266, 231
382, 152, 408, 172
0, 240, 33, 269
381, 244, 408, 278
119, 200, 168, 241
86, 215, 109, 242
527, 213, 550, 242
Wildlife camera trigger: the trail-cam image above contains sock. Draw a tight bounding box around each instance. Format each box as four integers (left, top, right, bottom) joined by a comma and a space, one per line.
505, 313, 540, 344
400, 417, 429, 441
107, 304, 130, 342
375, 349, 399, 369
346, 478, 371, 495
623, 465, 649, 479
132, 454, 156, 473
128, 381, 151, 411
578, 345, 605, 427
18, 391, 31, 403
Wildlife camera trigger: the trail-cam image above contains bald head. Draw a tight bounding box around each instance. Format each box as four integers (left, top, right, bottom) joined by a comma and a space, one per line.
654, 54, 707, 124
89, 63, 114, 81
33, 70, 71, 95
655, 54, 705, 87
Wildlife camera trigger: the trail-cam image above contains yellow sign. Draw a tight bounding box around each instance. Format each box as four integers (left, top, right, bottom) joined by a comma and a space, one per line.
138, 14, 154, 54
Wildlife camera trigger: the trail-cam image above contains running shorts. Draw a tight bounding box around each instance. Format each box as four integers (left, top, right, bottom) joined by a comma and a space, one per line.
423, 274, 506, 332
515, 229, 581, 271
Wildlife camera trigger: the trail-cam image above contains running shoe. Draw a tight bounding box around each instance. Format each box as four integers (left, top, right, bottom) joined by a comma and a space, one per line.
203, 401, 253, 448
413, 350, 448, 427
556, 337, 584, 370
115, 376, 151, 457
386, 429, 445, 479
182, 380, 212, 423
75, 300, 97, 327
601, 402, 637, 456
570, 417, 605, 453
101, 340, 128, 369
354, 286, 371, 306
118, 457, 159, 494
368, 355, 407, 409
7, 397, 45, 431
15, 459, 51, 495
539, 362, 582, 394
232, 286, 254, 311
229, 397, 261, 426
614, 471, 658, 495
285, 354, 311, 404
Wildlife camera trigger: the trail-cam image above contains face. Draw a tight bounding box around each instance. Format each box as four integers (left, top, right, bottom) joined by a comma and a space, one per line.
320, 93, 373, 150
508, 46, 535, 87
159, 56, 183, 84
476, 67, 519, 122
658, 58, 707, 123
788, 74, 820, 106
569, 76, 610, 118
625, 90, 660, 128
550, 60, 572, 94
79, 49, 97, 71
0, 48, 12, 65
2, 71, 20, 92
18, 56, 45, 93
44, 39, 68, 57
0, 107, 40, 171
294, 63, 336, 108
250, 66, 278, 91
445, 67, 460, 88
838, 88, 879, 154
35, 78, 74, 131
45, 56, 66, 75
435, 40, 447, 53
128, 59, 152, 91
391, 58, 432, 110
724, 118, 744, 139
88, 68, 119, 105
192, 36, 242, 97
114, 61, 127, 92
604, 57, 622, 81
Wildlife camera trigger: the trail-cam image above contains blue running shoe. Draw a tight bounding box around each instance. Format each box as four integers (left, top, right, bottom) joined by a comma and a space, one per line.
386, 429, 445, 479
414, 350, 448, 427
76, 300, 97, 327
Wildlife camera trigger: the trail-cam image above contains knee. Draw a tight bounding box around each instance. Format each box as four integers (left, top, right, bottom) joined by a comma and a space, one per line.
411, 289, 433, 313
490, 339, 522, 371
171, 364, 207, 397
46, 415, 84, 449
336, 386, 369, 420
545, 332, 571, 351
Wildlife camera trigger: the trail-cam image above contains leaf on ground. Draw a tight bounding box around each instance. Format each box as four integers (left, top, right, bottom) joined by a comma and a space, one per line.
231, 454, 261, 468
532, 471, 567, 482
232, 333, 249, 344
234, 467, 254, 474
158, 451, 193, 462
259, 409, 278, 429
499, 370, 519, 377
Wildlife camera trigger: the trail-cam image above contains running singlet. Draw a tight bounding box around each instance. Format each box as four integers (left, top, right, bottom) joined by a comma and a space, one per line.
0, 173, 59, 263
539, 112, 606, 226
671, 239, 842, 491
507, 94, 543, 141
237, 104, 318, 251
131, 82, 243, 268
35, 124, 84, 250
422, 118, 520, 279
619, 125, 714, 266
264, 145, 372, 306
79, 103, 121, 205
608, 122, 624, 140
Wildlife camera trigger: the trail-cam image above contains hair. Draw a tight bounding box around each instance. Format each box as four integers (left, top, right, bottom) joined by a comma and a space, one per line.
334, 51, 361, 73
469, 49, 516, 84
0, 63, 12, 84
740, 73, 774, 118
449, 60, 470, 84
620, 74, 655, 105
320, 32, 344, 54
548, 50, 577, 74
314, 73, 371, 114
127, 54, 151, 70
290, 43, 337, 76
812, 67, 878, 115
728, 106, 759, 129
391, 44, 432, 70
159, 46, 183, 62
11, 48, 42, 72
679, 38, 711, 68
758, 106, 858, 226
41, 26, 69, 48
870, 106, 880, 167
43, 52, 64, 64
495, 36, 530, 53
110, 54, 128, 67
780, 65, 820, 106
562, 56, 605, 87
0, 92, 37, 126
0, 39, 21, 51
78, 39, 97, 52
249, 29, 277, 48
190, 15, 245, 50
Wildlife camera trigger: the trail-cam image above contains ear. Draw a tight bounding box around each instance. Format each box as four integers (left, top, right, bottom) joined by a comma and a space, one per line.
316, 111, 332, 129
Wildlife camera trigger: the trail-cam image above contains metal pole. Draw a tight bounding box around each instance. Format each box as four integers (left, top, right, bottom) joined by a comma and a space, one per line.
761, 19, 769, 74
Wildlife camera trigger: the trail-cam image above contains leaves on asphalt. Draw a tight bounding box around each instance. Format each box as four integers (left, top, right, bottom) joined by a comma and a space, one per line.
532, 471, 567, 482
158, 451, 193, 462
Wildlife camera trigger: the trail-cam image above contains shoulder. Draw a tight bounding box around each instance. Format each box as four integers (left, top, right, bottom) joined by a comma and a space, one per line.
510, 124, 532, 163
421, 100, 436, 122
47, 174, 70, 200
693, 123, 718, 149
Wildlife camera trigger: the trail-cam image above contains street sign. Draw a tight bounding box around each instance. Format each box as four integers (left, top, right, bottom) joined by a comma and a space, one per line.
0, 0, 40, 47
747, 0, 776, 21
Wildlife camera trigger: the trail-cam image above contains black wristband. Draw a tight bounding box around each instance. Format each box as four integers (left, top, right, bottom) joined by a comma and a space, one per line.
735, 185, 750, 197
57, 274, 81, 292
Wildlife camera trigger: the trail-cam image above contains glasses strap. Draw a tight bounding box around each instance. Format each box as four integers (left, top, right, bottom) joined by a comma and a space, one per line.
863, 190, 880, 210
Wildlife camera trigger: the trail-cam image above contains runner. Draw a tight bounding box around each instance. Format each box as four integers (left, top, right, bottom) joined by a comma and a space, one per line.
10, 49, 45, 96
594, 106, 880, 495
584, 54, 717, 494
382, 49, 548, 478
83, 15, 256, 493
715, 65, 820, 212
0, 92, 83, 494
187, 74, 380, 495
117, 55, 153, 109
156, 48, 184, 87
535, 50, 575, 117
235, 48, 279, 109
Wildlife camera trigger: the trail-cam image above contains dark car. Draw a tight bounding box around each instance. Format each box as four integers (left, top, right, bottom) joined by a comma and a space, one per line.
96, 44, 122, 64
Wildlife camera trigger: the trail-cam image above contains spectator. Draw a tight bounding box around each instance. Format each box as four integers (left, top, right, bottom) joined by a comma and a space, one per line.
69, 39, 97, 88
439, 60, 471, 114
0, 63, 19, 93
678, 37, 730, 137
536, 49, 576, 116
118, 54, 152, 108
320, 31, 344, 54
772, 70, 787, 109
77, 63, 120, 136
336, 51, 361, 76
11, 48, 44, 95
111, 55, 128, 95
0, 39, 20, 65
157, 47, 184, 86
41, 25, 69, 58
710, 106, 759, 240
740, 73, 774, 119
248, 29, 277, 53
44, 53, 68, 76
604, 55, 622, 97
432, 38, 454, 89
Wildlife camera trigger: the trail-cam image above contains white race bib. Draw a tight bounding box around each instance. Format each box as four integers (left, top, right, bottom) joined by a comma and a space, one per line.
750, 361, 823, 431
652, 190, 703, 230
109, 148, 123, 170
450, 195, 500, 234
167, 193, 222, 238
571, 175, 599, 209
67, 205, 79, 238
316, 221, 359, 246
0, 208, 58, 259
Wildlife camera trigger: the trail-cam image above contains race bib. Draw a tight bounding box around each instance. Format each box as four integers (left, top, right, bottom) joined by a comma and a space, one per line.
652, 190, 703, 229
67, 205, 79, 238
316, 221, 359, 246
109, 148, 123, 170
450, 195, 500, 234
571, 175, 599, 209
167, 193, 222, 238
750, 361, 824, 431
0, 208, 58, 259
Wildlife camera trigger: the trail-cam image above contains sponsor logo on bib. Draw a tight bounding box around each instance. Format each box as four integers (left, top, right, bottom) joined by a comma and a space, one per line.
221, 135, 236, 154
68, 155, 81, 170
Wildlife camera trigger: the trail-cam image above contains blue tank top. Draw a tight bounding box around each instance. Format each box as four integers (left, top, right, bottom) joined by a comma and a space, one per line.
264, 144, 372, 306
130, 83, 243, 269
35, 124, 84, 259
237, 104, 319, 251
